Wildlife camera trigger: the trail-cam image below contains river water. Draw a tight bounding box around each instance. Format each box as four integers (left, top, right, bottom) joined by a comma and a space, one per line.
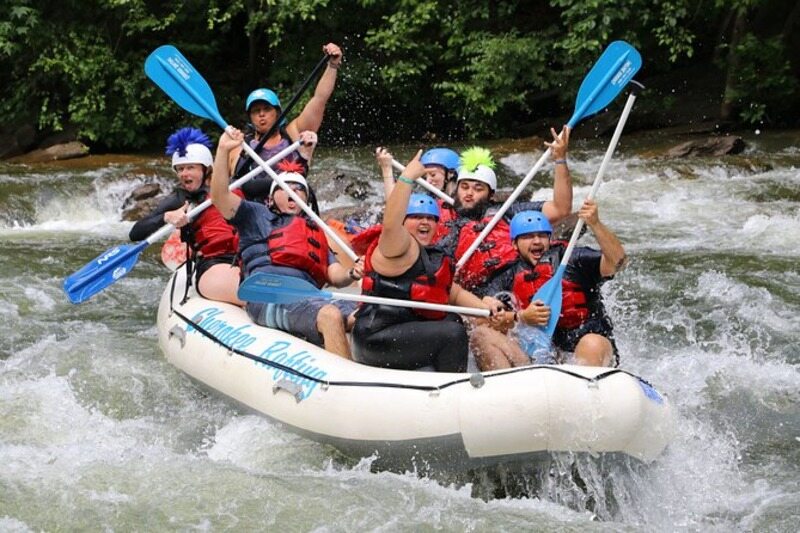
1, 130, 798, 531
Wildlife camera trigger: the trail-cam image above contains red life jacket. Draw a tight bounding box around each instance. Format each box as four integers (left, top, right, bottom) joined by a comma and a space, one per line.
350, 224, 383, 256
361, 240, 453, 320
434, 200, 457, 243
266, 216, 330, 287
454, 217, 518, 290
511, 244, 589, 330
185, 190, 242, 258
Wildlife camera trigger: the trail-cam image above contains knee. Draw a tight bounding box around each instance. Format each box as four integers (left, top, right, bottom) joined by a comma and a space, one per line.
469, 325, 492, 346
444, 320, 468, 346
316, 304, 345, 329
574, 333, 612, 366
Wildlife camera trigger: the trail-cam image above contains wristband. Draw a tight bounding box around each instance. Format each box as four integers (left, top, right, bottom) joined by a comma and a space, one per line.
397, 175, 415, 185
554, 159, 567, 165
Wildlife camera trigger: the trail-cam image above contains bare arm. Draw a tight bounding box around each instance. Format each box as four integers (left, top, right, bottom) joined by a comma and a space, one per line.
286, 43, 342, 138
449, 283, 491, 309
211, 127, 245, 219
327, 256, 363, 288
226, 145, 243, 176
375, 150, 425, 260
375, 147, 395, 198
541, 126, 573, 221
580, 199, 626, 277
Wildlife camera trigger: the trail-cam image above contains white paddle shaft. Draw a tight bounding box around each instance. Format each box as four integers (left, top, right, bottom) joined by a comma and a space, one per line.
391, 159, 455, 205
241, 142, 359, 262
145, 140, 302, 245
456, 145, 554, 269
559, 86, 640, 267
326, 290, 490, 317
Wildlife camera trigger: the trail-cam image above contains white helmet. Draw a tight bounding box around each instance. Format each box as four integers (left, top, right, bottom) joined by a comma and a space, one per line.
457, 164, 497, 191
269, 172, 308, 196
171, 143, 213, 170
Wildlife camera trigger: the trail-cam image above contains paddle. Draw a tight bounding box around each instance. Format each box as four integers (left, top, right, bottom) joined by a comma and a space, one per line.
238, 273, 491, 317
145, 45, 358, 262
537, 81, 644, 338
233, 53, 330, 181
63, 141, 302, 304
390, 158, 455, 205
456, 41, 642, 270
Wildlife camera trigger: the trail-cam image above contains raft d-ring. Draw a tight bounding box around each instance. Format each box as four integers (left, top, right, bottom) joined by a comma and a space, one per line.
469, 373, 485, 389
168, 325, 186, 348
273, 379, 303, 403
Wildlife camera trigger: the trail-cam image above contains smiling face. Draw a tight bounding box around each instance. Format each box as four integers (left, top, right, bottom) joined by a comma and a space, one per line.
271, 183, 308, 215
424, 166, 447, 191
174, 163, 206, 192
455, 179, 492, 210
513, 232, 552, 265
248, 102, 279, 136
403, 214, 439, 246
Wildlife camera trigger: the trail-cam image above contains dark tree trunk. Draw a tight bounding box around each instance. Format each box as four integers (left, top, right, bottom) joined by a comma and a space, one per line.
782, 0, 800, 39
720, 8, 749, 120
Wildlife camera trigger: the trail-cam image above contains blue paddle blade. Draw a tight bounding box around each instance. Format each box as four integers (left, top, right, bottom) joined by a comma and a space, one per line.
532, 263, 565, 338
63, 241, 148, 304
567, 41, 642, 128
145, 45, 228, 129
237, 272, 332, 304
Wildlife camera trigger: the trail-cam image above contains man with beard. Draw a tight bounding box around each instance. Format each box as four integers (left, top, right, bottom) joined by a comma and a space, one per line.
438, 128, 573, 291
470, 206, 626, 369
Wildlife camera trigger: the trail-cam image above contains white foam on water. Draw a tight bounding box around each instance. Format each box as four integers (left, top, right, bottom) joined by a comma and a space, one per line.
2, 140, 799, 530
0, 517, 32, 533
204, 414, 327, 472
22, 287, 57, 313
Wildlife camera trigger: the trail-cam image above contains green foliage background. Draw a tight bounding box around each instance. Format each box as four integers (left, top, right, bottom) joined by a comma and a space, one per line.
1, 0, 798, 150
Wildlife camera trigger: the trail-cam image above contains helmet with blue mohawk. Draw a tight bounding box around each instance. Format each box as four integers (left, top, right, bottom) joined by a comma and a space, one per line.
166, 127, 214, 170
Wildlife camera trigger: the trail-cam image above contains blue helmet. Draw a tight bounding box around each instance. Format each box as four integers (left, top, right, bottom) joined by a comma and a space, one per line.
245, 88, 282, 112
421, 148, 460, 174
406, 193, 440, 220
510, 211, 552, 240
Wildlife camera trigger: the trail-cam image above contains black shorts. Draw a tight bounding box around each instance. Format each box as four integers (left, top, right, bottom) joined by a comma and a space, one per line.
553, 317, 620, 365
352, 306, 468, 372
194, 254, 238, 299
194, 254, 237, 281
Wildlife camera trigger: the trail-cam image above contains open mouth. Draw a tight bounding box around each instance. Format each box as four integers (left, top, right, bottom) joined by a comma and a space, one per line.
528, 247, 545, 261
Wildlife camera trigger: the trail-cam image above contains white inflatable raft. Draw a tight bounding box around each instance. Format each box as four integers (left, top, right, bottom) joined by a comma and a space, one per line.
158, 269, 674, 470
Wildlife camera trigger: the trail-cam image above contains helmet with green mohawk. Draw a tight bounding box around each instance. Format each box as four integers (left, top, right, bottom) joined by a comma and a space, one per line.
457, 147, 497, 191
